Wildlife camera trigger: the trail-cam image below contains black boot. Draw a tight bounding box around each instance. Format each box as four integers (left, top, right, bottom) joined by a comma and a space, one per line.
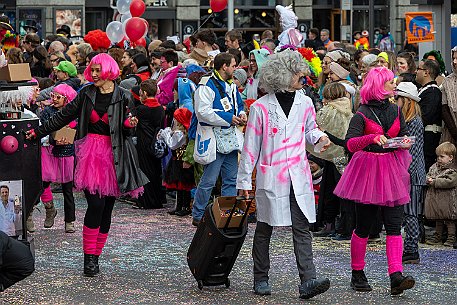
313, 223, 335, 237
94, 255, 100, 274
390, 272, 415, 295
84, 254, 97, 277
175, 191, 191, 216
299, 278, 330, 299
402, 251, 420, 264
350, 270, 372, 292
167, 191, 183, 215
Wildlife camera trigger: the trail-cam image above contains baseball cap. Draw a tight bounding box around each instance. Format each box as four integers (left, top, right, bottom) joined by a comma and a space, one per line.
54, 61, 77, 77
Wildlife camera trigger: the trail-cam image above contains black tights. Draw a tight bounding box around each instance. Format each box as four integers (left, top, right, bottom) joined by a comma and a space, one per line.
354, 203, 403, 238
83, 190, 115, 234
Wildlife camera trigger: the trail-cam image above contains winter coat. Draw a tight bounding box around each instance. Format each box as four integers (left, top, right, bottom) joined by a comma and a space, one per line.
424, 162, 457, 220
236, 89, 325, 226
34, 83, 148, 194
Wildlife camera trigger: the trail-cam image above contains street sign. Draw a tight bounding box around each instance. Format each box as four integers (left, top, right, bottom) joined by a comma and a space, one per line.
405, 12, 435, 43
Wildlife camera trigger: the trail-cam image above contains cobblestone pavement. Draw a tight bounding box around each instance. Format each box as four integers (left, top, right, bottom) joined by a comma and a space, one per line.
1, 192, 456, 305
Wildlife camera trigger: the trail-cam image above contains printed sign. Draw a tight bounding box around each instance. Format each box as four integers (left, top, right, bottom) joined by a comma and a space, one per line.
405, 12, 435, 43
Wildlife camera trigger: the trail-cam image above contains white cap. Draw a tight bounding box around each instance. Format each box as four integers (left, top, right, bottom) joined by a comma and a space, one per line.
396, 82, 421, 102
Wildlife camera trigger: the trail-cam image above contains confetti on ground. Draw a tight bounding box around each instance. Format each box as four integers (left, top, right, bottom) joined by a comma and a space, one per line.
1, 192, 456, 304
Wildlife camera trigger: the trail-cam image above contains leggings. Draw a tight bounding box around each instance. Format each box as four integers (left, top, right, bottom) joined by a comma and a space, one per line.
354, 203, 404, 238
83, 190, 115, 234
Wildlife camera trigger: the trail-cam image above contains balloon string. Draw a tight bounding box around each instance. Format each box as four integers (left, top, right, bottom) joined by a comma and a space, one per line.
193, 13, 214, 35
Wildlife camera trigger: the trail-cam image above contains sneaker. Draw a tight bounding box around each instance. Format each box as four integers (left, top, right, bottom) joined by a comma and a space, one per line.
390, 272, 415, 296
65, 222, 75, 233
253, 280, 271, 295
299, 278, 330, 299
402, 251, 420, 264
426, 233, 443, 245
444, 234, 456, 247
313, 223, 335, 238
175, 207, 192, 217
192, 218, 200, 227
331, 233, 351, 243
350, 270, 372, 292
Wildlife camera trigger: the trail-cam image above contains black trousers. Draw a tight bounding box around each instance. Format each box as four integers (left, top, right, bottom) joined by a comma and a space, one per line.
317, 161, 341, 225
423, 131, 441, 172
354, 203, 404, 238
43, 181, 75, 222
83, 191, 116, 234
0, 232, 35, 291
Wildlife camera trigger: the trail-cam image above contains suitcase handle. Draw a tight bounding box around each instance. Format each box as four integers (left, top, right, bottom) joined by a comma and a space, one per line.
223, 196, 255, 231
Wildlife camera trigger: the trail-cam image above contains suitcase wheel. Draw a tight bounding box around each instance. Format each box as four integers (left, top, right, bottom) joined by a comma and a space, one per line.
225, 278, 230, 288
197, 280, 204, 290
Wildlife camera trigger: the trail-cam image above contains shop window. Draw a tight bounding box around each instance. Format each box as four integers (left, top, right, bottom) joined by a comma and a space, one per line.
201, 0, 274, 5
85, 11, 106, 34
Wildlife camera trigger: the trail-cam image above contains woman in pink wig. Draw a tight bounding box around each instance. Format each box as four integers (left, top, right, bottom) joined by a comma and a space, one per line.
334, 67, 415, 295
27, 53, 148, 277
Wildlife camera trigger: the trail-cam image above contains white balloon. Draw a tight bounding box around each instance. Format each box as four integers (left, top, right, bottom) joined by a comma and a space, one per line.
106, 21, 124, 43
121, 13, 132, 23
117, 0, 133, 15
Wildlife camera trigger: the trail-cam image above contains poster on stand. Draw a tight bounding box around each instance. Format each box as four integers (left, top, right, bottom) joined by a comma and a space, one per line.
0, 180, 23, 237
17, 8, 44, 38
54, 8, 82, 37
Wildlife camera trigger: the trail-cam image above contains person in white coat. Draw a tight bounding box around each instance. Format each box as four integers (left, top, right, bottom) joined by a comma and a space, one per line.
237, 50, 331, 299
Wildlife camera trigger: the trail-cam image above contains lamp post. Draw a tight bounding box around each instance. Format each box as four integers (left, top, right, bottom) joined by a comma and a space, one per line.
228, 0, 234, 30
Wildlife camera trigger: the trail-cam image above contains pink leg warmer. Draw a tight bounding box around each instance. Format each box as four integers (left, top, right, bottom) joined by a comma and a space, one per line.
83, 226, 99, 255
386, 235, 403, 275
41, 186, 53, 203
351, 231, 369, 270
95, 233, 109, 256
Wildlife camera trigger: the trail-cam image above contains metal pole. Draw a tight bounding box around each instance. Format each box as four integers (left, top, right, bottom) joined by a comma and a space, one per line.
369, 0, 375, 47
228, 0, 234, 30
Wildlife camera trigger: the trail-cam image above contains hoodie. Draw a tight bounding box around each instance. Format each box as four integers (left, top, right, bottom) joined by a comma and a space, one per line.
178, 78, 196, 112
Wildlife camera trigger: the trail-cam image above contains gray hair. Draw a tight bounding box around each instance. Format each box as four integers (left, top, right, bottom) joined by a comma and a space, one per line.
259, 49, 309, 93
76, 43, 93, 60
49, 41, 65, 53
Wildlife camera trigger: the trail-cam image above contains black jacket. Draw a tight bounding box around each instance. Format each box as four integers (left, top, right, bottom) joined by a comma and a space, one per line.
35, 83, 149, 193
418, 81, 442, 126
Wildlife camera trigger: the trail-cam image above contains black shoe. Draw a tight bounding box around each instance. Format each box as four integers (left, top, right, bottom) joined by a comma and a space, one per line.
313, 223, 335, 237
192, 218, 200, 227
390, 272, 415, 295
299, 278, 330, 299
350, 270, 372, 292
175, 208, 191, 217
94, 255, 100, 274
402, 251, 420, 264
167, 209, 178, 215
84, 254, 98, 277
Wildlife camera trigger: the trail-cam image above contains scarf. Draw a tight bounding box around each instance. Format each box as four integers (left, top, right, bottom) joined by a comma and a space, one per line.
143, 97, 161, 108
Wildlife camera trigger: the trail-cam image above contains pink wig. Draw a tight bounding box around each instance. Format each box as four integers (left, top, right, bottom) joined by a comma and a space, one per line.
54, 84, 77, 104
84, 53, 120, 82
360, 67, 395, 104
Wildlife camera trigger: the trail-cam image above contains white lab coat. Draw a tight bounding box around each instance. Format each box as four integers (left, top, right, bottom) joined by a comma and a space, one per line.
236, 90, 325, 226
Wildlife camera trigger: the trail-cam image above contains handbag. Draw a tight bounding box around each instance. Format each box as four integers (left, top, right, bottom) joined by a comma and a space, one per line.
213, 126, 242, 154
193, 122, 217, 165
149, 126, 167, 158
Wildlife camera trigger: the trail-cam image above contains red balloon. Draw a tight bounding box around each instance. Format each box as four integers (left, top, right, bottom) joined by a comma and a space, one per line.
210, 0, 228, 13
132, 37, 146, 47
125, 17, 147, 42
130, 0, 146, 17
1, 136, 19, 154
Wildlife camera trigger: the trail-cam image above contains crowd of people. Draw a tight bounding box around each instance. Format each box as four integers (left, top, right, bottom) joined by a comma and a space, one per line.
1, 8, 457, 299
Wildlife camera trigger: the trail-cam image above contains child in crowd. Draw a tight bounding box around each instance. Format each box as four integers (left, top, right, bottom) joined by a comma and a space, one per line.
39, 84, 78, 233
424, 142, 457, 248
159, 107, 195, 216
233, 68, 248, 93
308, 155, 324, 206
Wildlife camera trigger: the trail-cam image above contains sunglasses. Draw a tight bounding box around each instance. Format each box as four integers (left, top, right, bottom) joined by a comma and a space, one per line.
50, 92, 66, 100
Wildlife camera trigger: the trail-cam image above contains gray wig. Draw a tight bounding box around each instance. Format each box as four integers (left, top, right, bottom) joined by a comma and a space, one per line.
259, 49, 310, 93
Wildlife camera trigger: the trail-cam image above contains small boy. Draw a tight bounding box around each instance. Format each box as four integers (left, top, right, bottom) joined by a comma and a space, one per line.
424, 142, 457, 247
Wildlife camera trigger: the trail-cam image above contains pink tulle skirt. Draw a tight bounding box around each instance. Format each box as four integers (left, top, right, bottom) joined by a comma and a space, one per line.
74, 134, 143, 198
334, 149, 412, 206
41, 146, 74, 183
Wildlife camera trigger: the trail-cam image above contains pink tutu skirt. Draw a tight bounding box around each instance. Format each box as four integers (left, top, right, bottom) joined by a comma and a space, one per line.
334, 149, 411, 206
74, 134, 143, 198
41, 146, 74, 183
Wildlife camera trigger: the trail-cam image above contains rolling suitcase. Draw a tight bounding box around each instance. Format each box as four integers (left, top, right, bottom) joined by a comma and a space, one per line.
187, 196, 253, 290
